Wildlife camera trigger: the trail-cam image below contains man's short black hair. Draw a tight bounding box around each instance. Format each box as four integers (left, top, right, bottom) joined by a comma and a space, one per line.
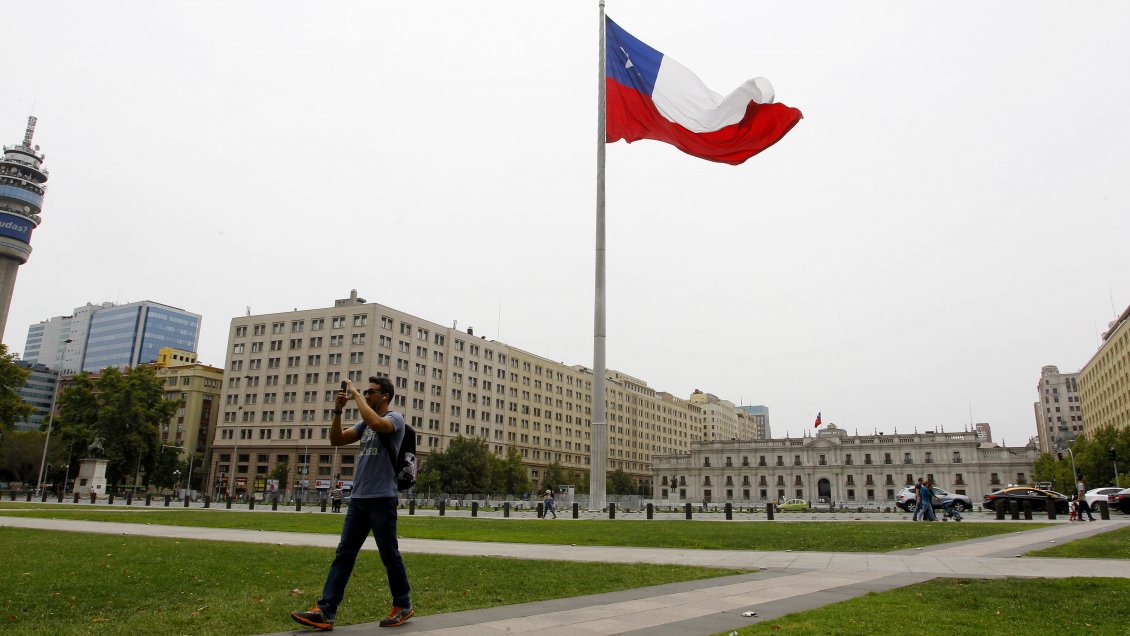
369, 375, 395, 401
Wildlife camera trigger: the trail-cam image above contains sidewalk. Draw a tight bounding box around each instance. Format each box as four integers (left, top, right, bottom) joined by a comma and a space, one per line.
2, 515, 1127, 635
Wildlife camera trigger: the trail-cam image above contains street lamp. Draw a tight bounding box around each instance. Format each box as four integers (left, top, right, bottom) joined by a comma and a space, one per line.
173, 469, 181, 499
228, 375, 254, 501
35, 341, 72, 495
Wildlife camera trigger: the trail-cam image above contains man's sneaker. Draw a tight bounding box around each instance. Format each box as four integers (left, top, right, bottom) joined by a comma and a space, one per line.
379, 605, 414, 627
290, 605, 334, 631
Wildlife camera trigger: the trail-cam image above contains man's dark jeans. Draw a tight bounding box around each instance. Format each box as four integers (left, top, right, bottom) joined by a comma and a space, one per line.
318, 496, 410, 618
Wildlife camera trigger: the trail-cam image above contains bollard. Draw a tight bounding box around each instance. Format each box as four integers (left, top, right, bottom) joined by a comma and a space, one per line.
1022, 501, 1032, 520
57, 491, 63, 503
41, 490, 48, 503
126, 493, 133, 506
685, 502, 693, 520
647, 503, 654, 520
1097, 500, 1110, 520
25, 491, 32, 502
995, 500, 1006, 519
226, 497, 232, 510
146, 493, 152, 507
204, 496, 210, 509
320, 498, 327, 513
572, 502, 579, 519
439, 500, 446, 516
249, 498, 255, 510
1047, 503, 1056, 520
164, 495, 171, 507
409, 499, 416, 515
503, 501, 510, 518
609, 502, 616, 519
296, 499, 302, 512
537, 503, 544, 518
767, 503, 775, 521
272, 499, 278, 511
108, 494, 114, 505
184, 497, 190, 508
8, 490, 13, 501
725, 502, 732, 520
1009, 500, 1020, 520
472, 501, 479, 517
90, 492, 97, 505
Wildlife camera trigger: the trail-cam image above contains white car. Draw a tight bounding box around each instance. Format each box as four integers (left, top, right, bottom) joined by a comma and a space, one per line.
1084, 487, 1123, 509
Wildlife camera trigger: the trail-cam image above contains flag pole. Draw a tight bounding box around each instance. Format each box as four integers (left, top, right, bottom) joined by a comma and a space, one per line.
589, 0, 608, 512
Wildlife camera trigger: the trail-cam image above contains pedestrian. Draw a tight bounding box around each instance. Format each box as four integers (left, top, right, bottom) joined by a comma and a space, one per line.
919, 480, 938, 521
1068, 496, 1078, 522
912, 477, 925, 521
291, 377, 413, 631
1076, 475, 1096, 521
543, 489, 557, 519
331, 487, 343, 513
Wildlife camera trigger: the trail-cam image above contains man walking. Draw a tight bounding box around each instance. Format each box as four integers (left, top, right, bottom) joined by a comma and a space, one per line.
912, 478, 924, 521
1076, 475, 1096, 521
291, 377, 413, 630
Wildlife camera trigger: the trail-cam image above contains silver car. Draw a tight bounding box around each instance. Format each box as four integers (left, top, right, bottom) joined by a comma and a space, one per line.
896, 486, 974, 513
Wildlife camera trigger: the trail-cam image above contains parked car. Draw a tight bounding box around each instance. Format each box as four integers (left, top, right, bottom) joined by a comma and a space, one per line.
982, 486, 1069, 513
778, 499, 808, 512
896, 486, 974, 512
1084, 487, 1123, 509
1108, 488, 1130, 514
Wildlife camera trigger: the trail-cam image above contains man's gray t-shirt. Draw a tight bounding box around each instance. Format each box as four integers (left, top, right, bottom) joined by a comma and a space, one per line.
349, 411, 405, 499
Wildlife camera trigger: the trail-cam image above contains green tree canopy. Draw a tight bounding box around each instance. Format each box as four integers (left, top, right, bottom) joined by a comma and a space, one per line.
0, 344, 33, 430
55, 366, 177, 491
496, 445, 530, 495
607, 468, 637, 495
417, 437, 500, 494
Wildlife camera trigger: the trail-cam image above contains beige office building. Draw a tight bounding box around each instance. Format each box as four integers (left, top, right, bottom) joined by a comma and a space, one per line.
209, 290, 709, 499
653, 424, 1038, 505
1034, 365, 1085, 455
154, 360, 224, 493
1079, 304, 1130, 436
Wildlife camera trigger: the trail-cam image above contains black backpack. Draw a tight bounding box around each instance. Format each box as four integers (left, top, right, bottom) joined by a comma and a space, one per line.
380, 421, 417, 491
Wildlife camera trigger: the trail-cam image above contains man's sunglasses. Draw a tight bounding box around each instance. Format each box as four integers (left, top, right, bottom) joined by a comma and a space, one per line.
363, 389, 381, 396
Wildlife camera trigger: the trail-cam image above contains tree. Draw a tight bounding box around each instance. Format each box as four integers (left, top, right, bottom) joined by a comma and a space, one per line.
539, 461, 568, 494
416, 437, 498, 494
607, 468, 637, 495
495, 445, 530, 495
54, 366, 177, 491
0, 344, 33, 430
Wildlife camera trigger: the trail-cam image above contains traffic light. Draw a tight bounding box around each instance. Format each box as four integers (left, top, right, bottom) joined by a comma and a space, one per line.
1110, 447, 1118, 462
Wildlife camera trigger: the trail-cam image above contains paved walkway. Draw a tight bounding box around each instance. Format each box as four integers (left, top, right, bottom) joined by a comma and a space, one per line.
2, 514, 1127, 635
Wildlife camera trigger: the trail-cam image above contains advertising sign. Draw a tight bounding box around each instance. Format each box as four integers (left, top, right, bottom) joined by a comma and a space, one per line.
314, 480, 332, 489
0, 211, 34, 244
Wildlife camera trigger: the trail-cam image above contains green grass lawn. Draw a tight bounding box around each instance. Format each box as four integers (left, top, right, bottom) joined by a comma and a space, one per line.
0, 527, 738, 635
1027, 524, 1130, 559
0, 504, 1040, 552
723, 577, 1130, 635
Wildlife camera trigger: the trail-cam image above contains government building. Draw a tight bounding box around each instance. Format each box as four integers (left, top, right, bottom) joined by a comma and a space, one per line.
652, 424, 1039, 506
208, 290, 764, 500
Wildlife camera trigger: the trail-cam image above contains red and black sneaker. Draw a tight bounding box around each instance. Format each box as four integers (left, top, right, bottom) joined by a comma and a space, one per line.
290, 605, 334, 631
379, 605, 414, 627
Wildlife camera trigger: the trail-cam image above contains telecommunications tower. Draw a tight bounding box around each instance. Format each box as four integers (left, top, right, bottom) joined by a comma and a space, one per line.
0, 117, 48, 338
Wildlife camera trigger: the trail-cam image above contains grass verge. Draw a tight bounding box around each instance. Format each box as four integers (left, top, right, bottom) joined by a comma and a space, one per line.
0, 505, 1039, 552
722, 577, 1130, 635
1026, 524, 1130, 559
0, 527, 738, 635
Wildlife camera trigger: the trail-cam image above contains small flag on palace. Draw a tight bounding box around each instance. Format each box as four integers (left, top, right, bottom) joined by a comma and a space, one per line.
605, 17, 803, 165
814, 412, 822, 428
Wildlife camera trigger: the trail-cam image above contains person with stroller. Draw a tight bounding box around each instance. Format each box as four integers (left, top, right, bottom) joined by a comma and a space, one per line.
918, 480, 938, 521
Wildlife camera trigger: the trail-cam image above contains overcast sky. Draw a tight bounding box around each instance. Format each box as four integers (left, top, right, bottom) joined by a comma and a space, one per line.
4, 1, 1128, 446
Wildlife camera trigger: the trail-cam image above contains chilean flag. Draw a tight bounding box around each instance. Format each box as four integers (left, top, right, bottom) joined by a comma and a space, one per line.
814, 412, 822, 428
605, 17, 802, 165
